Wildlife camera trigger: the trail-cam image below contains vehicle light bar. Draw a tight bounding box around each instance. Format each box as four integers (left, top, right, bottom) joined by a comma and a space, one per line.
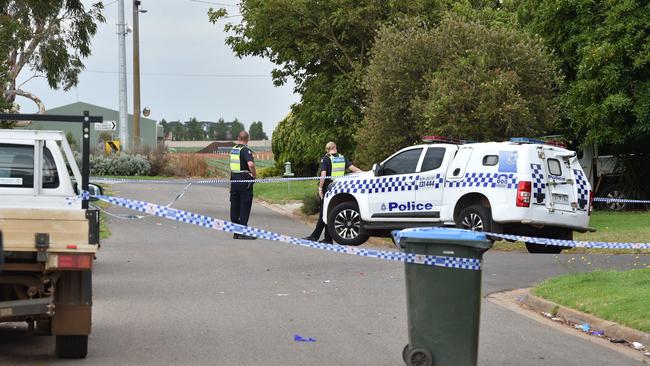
422, 135, 473, 145
510, 137, 567, 148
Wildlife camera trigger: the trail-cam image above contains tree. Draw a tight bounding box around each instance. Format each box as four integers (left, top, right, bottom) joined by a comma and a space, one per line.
229, 118, 245, 139
160, 118, 169, 133
172, 122, 187, 141
186, 118, 205, 141
1, 1, 104, 126
248, 121, 268, 140
517, 0, 650, 146
272, 113, 331, 175
208, 118, 228, 140
208, 0, 473, 161
356, 13, 561, 167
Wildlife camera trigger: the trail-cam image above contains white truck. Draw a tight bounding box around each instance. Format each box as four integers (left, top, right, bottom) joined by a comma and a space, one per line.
323, 137, 594, 253
0, 113, 103, 359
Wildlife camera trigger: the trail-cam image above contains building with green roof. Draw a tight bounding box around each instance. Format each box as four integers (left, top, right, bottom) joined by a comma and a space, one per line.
25, 101, 158, 150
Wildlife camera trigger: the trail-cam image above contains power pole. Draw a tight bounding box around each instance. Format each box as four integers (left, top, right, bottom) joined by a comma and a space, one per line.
117, 0, 129, 152
132, 0, 144, 149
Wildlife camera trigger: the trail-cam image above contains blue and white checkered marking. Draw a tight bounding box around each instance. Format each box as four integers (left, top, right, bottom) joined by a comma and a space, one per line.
593, 197, 650, 204
530, 163, 546, 204
95, 194, 482, 271
326, 176, 419, 198
446, 172, 517, 189
573, 169, 589, 210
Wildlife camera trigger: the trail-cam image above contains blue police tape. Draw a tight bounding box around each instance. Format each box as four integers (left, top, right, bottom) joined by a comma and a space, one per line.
93, 194, 482, 271
91, 176, 650, 205
395, 227, 650, 250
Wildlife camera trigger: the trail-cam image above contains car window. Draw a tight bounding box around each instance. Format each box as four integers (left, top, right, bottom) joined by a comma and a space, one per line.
483, 155, 498, 166
0, 144, 59, 189
547, 158, 562, 176
421, 147, 446, 172
381, 148, 423, 176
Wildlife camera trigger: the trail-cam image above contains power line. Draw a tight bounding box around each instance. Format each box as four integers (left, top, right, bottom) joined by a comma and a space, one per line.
188, 0, 239, 7
84, 69, 271, 78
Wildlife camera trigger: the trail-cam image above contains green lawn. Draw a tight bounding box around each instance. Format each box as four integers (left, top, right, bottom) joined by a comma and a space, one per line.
534, 269, 650, 333
253, 180, 317, 203
205, 158, 276, 177
167, 147, 203, 153
494, 210, 650, 253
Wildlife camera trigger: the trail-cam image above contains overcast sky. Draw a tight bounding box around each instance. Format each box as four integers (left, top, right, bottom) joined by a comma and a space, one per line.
16, 0, 299, 135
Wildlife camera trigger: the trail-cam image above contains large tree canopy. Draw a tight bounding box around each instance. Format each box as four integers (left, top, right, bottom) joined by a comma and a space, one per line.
1, 0, 104, 120
209, 0, 486, 163
517, 0, 650, 145
356, 14, 561, 167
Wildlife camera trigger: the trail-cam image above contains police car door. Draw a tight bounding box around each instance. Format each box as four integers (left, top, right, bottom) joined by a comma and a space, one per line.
414, 146, 455, 221
369, 147, 424, 221
541, 147, 578, 212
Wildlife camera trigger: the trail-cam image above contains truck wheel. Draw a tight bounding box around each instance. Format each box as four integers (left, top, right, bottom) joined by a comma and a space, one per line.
327, 201, 369, 246
55, 335, 88, 359
457, 205, 493, 233
525, 229, 572, 254
406, 347, 433, 366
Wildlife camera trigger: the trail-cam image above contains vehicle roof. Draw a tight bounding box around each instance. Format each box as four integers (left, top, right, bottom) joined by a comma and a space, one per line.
411, 141, 571, 152
0, 130, 66, 141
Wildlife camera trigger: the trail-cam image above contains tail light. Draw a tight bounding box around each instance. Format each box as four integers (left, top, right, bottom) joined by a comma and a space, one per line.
46, 254, 93, 270
516, 181, 532, 207
588, 190, 594, 216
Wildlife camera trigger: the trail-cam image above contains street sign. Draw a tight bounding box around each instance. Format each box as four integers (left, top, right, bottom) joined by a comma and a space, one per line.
105, 140, 120, 153
95, 120, 117, 131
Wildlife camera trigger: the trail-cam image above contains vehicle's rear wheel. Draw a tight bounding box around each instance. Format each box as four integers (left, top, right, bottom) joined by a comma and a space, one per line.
456, 204, 493, 233
327, 201, 369, 246
525, 229, 573, 254
55, 335, 88, 359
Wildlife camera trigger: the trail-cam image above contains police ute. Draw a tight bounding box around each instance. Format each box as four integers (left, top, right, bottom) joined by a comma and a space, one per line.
322, 136, 594, 253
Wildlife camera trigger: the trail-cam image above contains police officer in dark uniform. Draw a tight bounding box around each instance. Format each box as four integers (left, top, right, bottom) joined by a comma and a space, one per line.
304, 141, 361, 243
229, 131, 257, 240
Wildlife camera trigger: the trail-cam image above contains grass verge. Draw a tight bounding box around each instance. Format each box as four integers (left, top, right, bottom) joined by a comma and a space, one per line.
493, 210, 650, 254
533, 269, 650, 333
253, 180, 316, 204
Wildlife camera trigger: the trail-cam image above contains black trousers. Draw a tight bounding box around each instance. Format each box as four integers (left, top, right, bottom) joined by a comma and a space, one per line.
230, 182, 254, 226
309, 195, 331, 241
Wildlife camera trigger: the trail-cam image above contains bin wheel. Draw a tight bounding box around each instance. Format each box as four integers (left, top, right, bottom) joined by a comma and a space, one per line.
406, 347, 433, 366
402, 344, 409, 363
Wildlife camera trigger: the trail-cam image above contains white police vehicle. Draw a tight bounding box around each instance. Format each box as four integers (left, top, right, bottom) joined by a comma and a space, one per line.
323, 136, 594, 253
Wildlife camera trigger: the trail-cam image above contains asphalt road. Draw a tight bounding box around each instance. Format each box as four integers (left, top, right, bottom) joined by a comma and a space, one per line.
0, 183, 646, 365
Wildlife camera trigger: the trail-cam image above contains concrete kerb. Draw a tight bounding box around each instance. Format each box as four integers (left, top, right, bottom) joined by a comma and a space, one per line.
505, 288, 650, 348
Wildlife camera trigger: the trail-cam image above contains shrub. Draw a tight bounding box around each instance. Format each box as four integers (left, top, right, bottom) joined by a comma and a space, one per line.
257, 166, 283, 178
168, 153, 208, 177
300, 192, 321, 215
90, 153, 151, 176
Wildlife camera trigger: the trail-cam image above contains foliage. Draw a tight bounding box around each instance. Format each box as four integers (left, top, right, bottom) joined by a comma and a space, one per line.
356, 13, 561, 167
90, 153, 150, 176
168, 154, 208, 177
248, 121, 268, 140
517, 0, 650, 146
208, 118, 228, 140
186, 117, 206, 141
65, 131, 78, 151
209, 0, 482, 165
229, 118, 245, 139
272, 113, 329, 176
300, 192, 321, 215
257, 165, 283, 178
1, 1, 105, 120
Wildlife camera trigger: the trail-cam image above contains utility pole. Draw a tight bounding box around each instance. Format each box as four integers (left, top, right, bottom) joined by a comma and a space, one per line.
117, 0, 129, 152
132, 0, 146, 149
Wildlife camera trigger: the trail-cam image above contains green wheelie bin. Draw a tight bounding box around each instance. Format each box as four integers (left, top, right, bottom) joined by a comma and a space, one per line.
394, 228, 492, 366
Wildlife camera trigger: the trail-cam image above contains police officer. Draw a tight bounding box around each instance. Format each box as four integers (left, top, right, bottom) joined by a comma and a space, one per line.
304, 141, 361, 243
230, 131, 257, 240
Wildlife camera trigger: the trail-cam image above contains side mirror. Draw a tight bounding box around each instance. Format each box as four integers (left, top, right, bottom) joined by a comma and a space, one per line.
88, 183, 104, 201
372, 163, 381, 177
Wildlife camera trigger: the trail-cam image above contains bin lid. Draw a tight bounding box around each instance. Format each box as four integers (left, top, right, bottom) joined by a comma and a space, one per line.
392, 227, 490, 249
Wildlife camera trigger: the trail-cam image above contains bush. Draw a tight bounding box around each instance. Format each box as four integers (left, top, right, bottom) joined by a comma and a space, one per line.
257, 166, 283, 178
168, 153, 208, 177
90, 153, 151, 176
300, 192, 321, 215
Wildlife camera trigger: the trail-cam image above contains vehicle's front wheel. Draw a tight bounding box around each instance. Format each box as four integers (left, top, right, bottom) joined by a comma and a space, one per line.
55, 335, 88, 359
327, 201, 369, 246
456, 204, 493, 233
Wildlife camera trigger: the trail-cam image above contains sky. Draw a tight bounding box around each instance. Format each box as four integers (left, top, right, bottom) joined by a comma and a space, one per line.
16, 0, 300, 135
